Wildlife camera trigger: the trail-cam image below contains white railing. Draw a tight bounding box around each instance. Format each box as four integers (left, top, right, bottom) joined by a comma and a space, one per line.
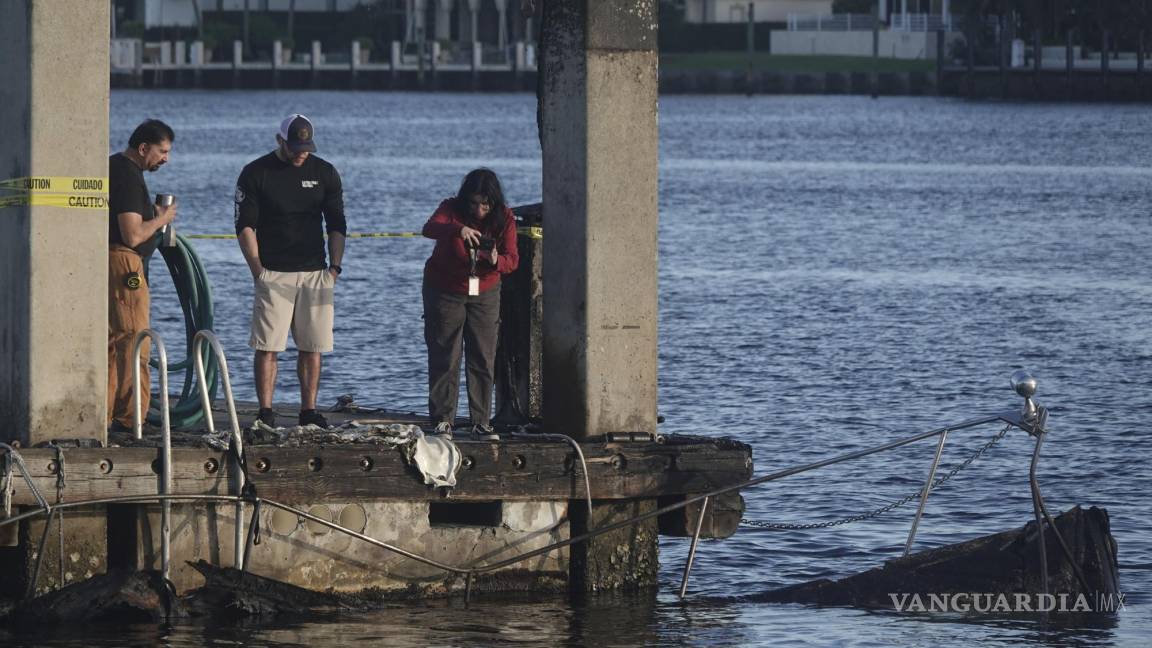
111, 38, 538, 73
787, 13, 963, 33
787, 13, 876, 32
888, 13, 957, 32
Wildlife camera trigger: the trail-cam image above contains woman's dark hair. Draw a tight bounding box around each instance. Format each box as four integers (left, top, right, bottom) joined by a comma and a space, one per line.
455, 168, 507, 235
128, 119, 175, 148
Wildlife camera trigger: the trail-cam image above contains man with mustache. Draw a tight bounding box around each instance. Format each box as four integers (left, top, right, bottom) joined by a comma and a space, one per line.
107, 119, 177, 433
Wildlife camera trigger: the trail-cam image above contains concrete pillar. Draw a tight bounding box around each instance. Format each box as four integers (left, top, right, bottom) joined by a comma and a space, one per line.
467, 0, 480, 44
415, 0, 428, 84
350, 41, 361, 89
272, 40, 282, 89
232, 39, 242, 88
413, 0, 428, 42
540, 1, 658, 440
133, 38, 144, 87
494, 0, 508, 49
0, 1, 109, 445
570, 499, 659, 591
435, 0, 453, 41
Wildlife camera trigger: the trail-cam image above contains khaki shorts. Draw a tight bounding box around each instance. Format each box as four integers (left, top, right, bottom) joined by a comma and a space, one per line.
249, 269, 335, 353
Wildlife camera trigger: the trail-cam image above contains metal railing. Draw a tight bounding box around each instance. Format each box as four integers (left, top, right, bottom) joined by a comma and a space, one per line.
888, 13, 958, 32
191, 330, 245, 568
0, 371, 1085, 606
678, 370, 1088, 599
131, 329, 172, 583
787, 13, 878, 32
786, 13, 971, 32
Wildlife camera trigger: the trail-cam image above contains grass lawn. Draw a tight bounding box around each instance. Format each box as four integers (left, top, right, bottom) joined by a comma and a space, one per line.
660, 52, 935, 73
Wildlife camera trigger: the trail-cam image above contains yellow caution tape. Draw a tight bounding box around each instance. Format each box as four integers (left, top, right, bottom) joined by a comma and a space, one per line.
347, 232, 422, 239
0, 193, 108, 209
0, 176, 108, 192
186, 226, 544, 240
0, 176, 108, 210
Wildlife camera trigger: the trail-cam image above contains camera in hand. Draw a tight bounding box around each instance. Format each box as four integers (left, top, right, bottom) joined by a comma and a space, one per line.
465, 236, 496, 250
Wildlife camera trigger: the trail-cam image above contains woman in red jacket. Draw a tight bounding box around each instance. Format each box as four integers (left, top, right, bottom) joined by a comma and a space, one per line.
422, 169, 519, 441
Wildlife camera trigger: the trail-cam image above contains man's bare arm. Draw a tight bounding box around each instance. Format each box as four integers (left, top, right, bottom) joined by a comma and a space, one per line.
238, 227, 263, 278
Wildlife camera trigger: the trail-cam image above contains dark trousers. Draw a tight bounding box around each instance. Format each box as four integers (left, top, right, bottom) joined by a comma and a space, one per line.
423, 282, 501, 426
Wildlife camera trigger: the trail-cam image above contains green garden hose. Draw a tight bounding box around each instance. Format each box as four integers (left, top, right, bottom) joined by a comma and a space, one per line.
146, 232, 219, 429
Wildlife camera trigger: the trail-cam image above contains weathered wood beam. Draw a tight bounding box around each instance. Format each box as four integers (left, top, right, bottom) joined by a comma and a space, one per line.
6, 437, 752, 506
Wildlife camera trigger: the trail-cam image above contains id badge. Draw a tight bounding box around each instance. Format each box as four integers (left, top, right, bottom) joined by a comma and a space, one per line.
468, 276, 480, 296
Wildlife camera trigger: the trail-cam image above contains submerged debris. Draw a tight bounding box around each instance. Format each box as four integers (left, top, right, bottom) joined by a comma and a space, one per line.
182, 560, 364, 618
3, 570, 175, 626
1, 562, 363, 626
753, 506, 1120, 612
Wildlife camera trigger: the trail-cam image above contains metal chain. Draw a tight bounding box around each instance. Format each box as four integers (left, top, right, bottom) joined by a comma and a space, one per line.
740, 424, 1012, 531
1, 452, 12, 518
50, 443, 67, 584
48, 443, 66, 503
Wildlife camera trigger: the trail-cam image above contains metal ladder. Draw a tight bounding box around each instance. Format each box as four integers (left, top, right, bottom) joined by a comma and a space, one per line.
132, 329, 246, 582
131, 329, 173, 583
190, 330, 245, 570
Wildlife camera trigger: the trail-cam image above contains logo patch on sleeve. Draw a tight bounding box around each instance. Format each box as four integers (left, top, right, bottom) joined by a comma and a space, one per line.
234, 187, 245, 203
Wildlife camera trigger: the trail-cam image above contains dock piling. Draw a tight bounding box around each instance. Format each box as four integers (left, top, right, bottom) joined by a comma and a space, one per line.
540, 0, 659, 442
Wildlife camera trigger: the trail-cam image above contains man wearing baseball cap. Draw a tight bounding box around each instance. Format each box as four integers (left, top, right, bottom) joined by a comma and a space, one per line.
234, 114, 346, 429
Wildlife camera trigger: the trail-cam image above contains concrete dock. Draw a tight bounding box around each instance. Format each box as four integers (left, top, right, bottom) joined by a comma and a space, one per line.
4, 406, 751, 596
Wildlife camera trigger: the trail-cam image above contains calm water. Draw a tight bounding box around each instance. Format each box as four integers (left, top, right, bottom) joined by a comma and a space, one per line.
7, 91, 1151, 646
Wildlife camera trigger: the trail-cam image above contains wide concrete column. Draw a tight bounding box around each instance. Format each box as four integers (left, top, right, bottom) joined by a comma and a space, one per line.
541, 1, 658, 440
0, 1, 109, 445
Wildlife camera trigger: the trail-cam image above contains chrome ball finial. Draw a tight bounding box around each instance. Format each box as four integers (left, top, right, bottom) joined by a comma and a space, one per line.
1010, 370, 1037, 399
1010, 370, 1038, 417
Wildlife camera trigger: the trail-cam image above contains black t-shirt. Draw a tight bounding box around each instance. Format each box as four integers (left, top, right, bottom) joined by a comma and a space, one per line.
108, 152, 158, 257
233, 152, 347, 272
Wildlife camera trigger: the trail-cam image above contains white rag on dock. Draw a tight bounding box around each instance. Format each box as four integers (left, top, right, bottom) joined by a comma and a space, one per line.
410, 428, 463, 488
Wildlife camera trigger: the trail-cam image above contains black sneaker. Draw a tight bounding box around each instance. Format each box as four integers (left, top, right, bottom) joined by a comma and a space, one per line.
255, 408, 277, 428
432, 421, 454, 440
471, 424, 499, 441
299, 409, 329, 428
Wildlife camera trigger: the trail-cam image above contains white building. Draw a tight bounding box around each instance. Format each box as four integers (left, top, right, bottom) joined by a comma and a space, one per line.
684, 0, 833, 24
125, 0, 523, 49
134, 0, 367, 28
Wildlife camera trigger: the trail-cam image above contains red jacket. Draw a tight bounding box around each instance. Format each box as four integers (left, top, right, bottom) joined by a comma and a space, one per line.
422, 198, 519, 294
